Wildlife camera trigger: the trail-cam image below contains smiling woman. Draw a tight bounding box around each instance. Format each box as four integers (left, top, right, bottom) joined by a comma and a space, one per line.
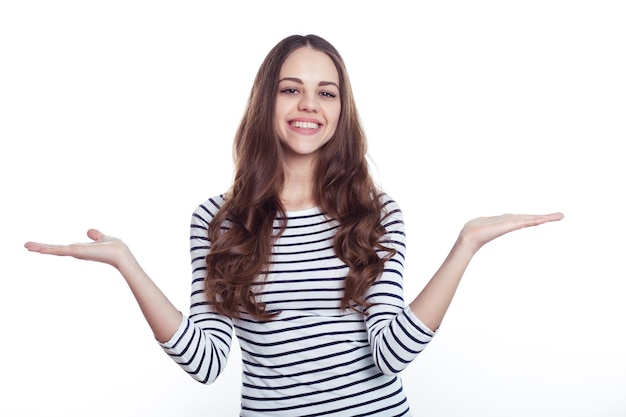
24, 34, 563, 416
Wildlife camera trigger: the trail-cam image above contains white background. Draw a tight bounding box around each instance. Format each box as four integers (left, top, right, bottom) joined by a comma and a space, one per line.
1, 1, 625, 416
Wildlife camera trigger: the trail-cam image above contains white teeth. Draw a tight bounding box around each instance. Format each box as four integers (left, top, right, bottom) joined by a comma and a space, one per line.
291, 121, 319, 129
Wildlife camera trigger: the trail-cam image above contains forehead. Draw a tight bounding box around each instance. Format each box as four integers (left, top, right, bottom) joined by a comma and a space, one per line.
279, 47, 339, 83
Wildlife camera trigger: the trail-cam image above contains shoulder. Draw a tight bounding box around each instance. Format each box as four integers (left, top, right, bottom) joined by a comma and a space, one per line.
377, 192, 405, 234
378, 192, 403, 218
191, 194, 227, 225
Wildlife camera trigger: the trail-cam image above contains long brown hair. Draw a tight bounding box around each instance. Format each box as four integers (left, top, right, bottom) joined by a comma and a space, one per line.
205, 34, 394, 319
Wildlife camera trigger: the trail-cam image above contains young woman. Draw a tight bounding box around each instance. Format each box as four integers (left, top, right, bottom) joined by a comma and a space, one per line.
25, 34, 563, 416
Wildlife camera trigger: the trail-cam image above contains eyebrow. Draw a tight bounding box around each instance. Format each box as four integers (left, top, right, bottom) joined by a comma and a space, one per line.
278, 77, 339, 89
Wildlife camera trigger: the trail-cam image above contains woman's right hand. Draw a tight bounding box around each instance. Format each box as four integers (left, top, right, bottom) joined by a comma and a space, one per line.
24, 229, 131, 270
26, 228, 182, 341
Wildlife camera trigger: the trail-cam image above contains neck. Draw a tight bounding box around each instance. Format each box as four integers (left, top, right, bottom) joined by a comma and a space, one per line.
280, 157, 317, 211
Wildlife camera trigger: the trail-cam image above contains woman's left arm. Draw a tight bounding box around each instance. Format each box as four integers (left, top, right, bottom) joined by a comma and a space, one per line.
409, 213, 564, 331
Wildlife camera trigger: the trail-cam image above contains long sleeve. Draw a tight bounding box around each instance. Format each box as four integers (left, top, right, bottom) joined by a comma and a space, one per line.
158, 196, 234, 384
365, 197, 437, 375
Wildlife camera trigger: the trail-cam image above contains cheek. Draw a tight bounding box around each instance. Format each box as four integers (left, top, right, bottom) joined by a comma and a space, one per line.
273, 118, 283, 139
273, 104, 284, 131
272, 112, 287, 139
329, 104, 341, 129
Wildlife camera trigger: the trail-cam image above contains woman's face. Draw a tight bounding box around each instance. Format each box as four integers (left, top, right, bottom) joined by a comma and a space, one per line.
274, 47, 341, 163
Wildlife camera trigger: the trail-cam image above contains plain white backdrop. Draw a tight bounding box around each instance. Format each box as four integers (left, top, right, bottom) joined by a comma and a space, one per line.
1, 1, 624, 416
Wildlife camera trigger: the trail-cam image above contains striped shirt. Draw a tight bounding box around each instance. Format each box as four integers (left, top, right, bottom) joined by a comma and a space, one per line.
160, 194, 436, 416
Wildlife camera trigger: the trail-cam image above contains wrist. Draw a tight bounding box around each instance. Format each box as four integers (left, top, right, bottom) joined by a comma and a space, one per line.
454, 233, 480, 258
113, 244, 139, 274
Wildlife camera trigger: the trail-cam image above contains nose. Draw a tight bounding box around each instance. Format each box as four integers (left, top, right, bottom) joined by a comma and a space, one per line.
298, 91, 319, 113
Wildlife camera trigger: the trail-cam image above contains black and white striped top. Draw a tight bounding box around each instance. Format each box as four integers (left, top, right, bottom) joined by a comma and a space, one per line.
160, 194, 436, 416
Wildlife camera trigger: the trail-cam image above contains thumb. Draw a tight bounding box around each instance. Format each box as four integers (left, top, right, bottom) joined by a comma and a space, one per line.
87, 229, 105, 241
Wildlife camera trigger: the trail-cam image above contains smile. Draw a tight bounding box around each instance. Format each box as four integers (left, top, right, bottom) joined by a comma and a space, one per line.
290, 121, 320, 129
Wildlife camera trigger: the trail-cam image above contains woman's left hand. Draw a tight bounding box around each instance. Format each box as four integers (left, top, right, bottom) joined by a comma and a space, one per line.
460, 212, 564, 254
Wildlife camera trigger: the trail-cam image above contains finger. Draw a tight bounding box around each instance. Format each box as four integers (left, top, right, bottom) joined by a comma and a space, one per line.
528, 212, 565, 225
513, 212, 564, 229
24, 241, 42, 252
24, 242, 72, 256
87, 229, 105, 241
545, 212, 565, 221
24, 241, 52, 253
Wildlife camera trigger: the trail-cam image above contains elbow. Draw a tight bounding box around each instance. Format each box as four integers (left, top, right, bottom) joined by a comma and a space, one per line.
373, 348, 411, 376
377, 363, 404, 376
190, 369, 223, 385
187, 349, 228, 385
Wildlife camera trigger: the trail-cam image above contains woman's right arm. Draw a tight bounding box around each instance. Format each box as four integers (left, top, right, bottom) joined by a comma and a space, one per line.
158, 202, 234, 384
24, 199, 234, 384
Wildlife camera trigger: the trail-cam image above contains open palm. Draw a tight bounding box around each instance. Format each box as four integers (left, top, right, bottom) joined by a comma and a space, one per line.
460, 212, 564, 252
24, 229, 129, 268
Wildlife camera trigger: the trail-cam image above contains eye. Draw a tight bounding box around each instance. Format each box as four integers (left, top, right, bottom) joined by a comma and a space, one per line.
319, 91, 337, 98
280, 88, 299, 95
